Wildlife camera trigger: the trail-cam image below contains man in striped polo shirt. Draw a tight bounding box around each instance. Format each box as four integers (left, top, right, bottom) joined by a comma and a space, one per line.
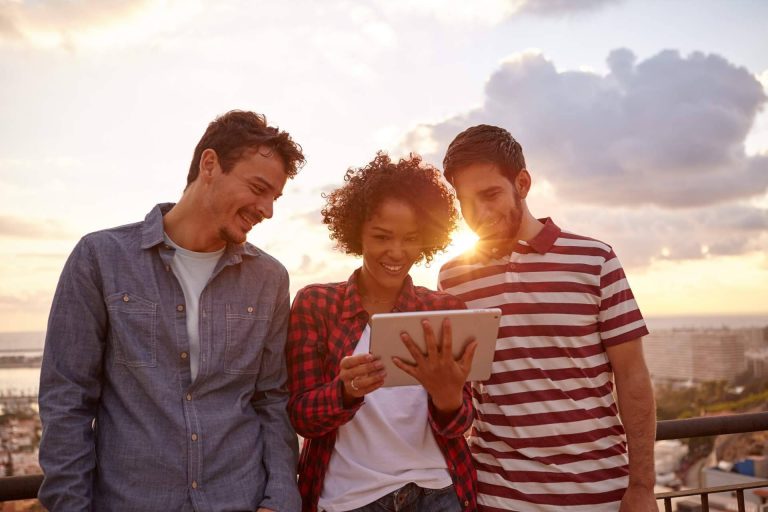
437, 125, 656, 511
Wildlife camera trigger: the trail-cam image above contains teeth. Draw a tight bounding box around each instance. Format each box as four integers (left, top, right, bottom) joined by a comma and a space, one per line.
381, 263, 403, 272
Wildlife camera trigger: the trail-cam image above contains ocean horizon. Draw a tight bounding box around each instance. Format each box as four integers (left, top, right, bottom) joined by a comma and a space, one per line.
0, 313, 766, 351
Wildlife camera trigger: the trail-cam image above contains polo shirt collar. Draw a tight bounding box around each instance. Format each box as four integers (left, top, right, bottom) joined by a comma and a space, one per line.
473, 217, 561, 261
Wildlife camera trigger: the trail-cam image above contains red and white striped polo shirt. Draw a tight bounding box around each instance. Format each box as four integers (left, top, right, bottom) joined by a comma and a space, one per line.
438, 218, 649, 512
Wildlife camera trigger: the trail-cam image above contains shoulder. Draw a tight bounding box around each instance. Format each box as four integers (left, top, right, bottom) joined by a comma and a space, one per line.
412, 285, 466, 310
244, 244, 288, 276
554, 228, 615, 259
293, 281, 347, 304
78, 220, 144, 254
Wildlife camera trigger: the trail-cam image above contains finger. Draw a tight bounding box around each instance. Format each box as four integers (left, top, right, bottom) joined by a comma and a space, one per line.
392, 357, 419, 379
341, 353, 374, 370
356, 369, 387, 393
459, 339, 478, 374
400, 332, 426, 365
421, 319, 439, 358
440, 318, 454, 359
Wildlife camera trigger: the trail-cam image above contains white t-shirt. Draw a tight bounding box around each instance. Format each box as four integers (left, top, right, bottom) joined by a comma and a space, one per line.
318, 325, 452, 512
164, 233, 223, 382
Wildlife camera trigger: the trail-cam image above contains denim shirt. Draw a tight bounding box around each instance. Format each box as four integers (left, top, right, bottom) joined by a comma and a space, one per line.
38, 203, 300, 512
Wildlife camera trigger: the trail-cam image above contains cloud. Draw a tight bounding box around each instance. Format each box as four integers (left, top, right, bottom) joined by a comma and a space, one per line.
0, 215, 75, 239
0, 0, 197, 49
379, 0, 619, 26
518, 0, 620, 16
406, 48, 768, 209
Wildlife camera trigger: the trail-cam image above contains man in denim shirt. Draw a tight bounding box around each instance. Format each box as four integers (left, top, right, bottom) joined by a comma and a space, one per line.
38, 110, 305, 511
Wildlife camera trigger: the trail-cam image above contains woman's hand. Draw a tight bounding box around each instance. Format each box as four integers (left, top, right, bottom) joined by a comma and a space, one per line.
393, 318, 477, 414
339, 353, 386, 406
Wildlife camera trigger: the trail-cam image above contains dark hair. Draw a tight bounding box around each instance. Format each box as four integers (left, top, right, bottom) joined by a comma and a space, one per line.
442, 124, 526, 184
186, 110, 304, 187
322, 152, 458, 265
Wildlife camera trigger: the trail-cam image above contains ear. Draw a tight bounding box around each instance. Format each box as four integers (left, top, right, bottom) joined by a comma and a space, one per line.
199, 148, 220, 182
516, 169, 532, 199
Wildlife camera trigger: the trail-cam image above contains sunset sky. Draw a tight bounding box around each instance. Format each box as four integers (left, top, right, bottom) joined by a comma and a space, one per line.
1, 0, 767, 332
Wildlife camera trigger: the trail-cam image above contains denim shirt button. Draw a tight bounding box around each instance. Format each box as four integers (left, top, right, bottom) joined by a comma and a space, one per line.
177, 304, 184, 312
247, 306, 254, 313
180, 352, 188, 360
191, 481, 198, 489
191, 433, 198, 441
186, 393, 192, 401
122, 294, 129, 302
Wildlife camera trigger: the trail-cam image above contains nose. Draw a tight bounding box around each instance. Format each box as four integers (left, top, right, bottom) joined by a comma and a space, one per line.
386, 240, 407, 260
257, 199, 274, 220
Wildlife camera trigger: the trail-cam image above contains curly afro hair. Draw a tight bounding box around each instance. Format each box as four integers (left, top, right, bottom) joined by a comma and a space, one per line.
322, 152, 458, 265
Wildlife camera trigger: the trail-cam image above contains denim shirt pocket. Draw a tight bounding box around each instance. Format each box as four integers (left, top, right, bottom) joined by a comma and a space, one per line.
224, 303, 270, 375
105, 292, 158, 367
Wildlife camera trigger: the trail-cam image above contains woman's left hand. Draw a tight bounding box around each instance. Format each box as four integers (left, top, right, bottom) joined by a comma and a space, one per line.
392, 318, 477, 414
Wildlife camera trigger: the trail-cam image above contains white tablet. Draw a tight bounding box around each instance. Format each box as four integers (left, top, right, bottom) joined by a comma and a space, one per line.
369, 308, 501, 387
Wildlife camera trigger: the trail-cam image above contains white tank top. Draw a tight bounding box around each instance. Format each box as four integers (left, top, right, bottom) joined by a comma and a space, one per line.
318, 325, 452, 512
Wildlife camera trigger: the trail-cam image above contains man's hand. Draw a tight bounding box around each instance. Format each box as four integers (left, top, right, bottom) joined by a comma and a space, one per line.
257, 508, 275, 512
393, 318, 477, 413
619, 482, 658, 512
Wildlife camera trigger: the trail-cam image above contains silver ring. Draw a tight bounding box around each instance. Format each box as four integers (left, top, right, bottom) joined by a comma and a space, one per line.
350, 377, 360, 391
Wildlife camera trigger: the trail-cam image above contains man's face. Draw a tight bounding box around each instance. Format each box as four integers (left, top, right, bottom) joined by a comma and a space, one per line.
452, 162, 523, 242
205, 148, 287, 245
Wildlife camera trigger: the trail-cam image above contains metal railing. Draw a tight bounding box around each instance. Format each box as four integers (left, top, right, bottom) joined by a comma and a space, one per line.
2, 412, 767, 508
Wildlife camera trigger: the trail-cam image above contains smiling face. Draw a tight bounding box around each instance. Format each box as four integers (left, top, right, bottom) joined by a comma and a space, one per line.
203, 147, 287, 247
359, 198, 422, 298
452, 162, 524, 242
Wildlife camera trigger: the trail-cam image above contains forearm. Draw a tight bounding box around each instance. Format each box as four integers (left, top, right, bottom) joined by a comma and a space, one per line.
289, 377, 363, 438
616, 364, 656, 488
253, 388, 301, 512
428, 383, 474, 438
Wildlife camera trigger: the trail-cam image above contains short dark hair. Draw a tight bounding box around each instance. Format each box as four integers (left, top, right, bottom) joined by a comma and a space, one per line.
442, 124, 526, 184
186, 110, 304, 187
322, 152, 458, 265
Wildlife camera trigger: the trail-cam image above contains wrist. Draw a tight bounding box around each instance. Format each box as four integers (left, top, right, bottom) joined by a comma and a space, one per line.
431, 392, 462, 415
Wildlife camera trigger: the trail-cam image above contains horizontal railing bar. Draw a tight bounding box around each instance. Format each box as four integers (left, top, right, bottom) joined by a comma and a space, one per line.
0, 474, 43, 502
656, 411, 768, 440
655, 480, 768, 499
2, 413, 768, 503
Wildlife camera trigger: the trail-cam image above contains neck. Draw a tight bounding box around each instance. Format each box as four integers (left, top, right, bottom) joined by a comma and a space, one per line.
358, 271, 402, 304
164, 194, 225, 252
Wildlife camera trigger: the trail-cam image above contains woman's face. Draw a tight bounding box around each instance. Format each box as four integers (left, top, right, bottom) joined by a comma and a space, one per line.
359, 197, 422, 296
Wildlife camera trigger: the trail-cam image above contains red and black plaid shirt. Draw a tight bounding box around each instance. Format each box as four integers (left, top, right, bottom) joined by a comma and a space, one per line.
287, 269, 477, 512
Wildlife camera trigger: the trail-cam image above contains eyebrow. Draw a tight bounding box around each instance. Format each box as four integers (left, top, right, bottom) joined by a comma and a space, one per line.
248, 176, 282, 199
458, 185, 501, 202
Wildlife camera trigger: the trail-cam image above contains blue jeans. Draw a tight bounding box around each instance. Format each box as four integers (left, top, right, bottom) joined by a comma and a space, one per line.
346, 482, 461, 512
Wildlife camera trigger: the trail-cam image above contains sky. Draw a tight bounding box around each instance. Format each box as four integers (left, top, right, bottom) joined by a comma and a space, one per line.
1, 0, 767, 332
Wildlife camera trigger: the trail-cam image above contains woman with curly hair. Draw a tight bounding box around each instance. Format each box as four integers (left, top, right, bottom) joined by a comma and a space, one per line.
286, 152, 478, 512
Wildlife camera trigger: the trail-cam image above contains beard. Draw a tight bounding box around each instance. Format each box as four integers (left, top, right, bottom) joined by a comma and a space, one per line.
482, 191, 523, 242
218, 226, 246, 245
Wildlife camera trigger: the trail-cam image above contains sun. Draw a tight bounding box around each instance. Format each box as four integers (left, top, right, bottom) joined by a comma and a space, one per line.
446, 225, 479, 259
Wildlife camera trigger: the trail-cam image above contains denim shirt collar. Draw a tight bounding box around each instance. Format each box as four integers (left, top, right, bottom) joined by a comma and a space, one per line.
140, 203, 262, 261
340, 268, 418, 320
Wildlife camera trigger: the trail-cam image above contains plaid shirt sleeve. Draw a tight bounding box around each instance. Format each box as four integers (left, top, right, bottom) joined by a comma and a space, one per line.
286, 285, 363, 439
